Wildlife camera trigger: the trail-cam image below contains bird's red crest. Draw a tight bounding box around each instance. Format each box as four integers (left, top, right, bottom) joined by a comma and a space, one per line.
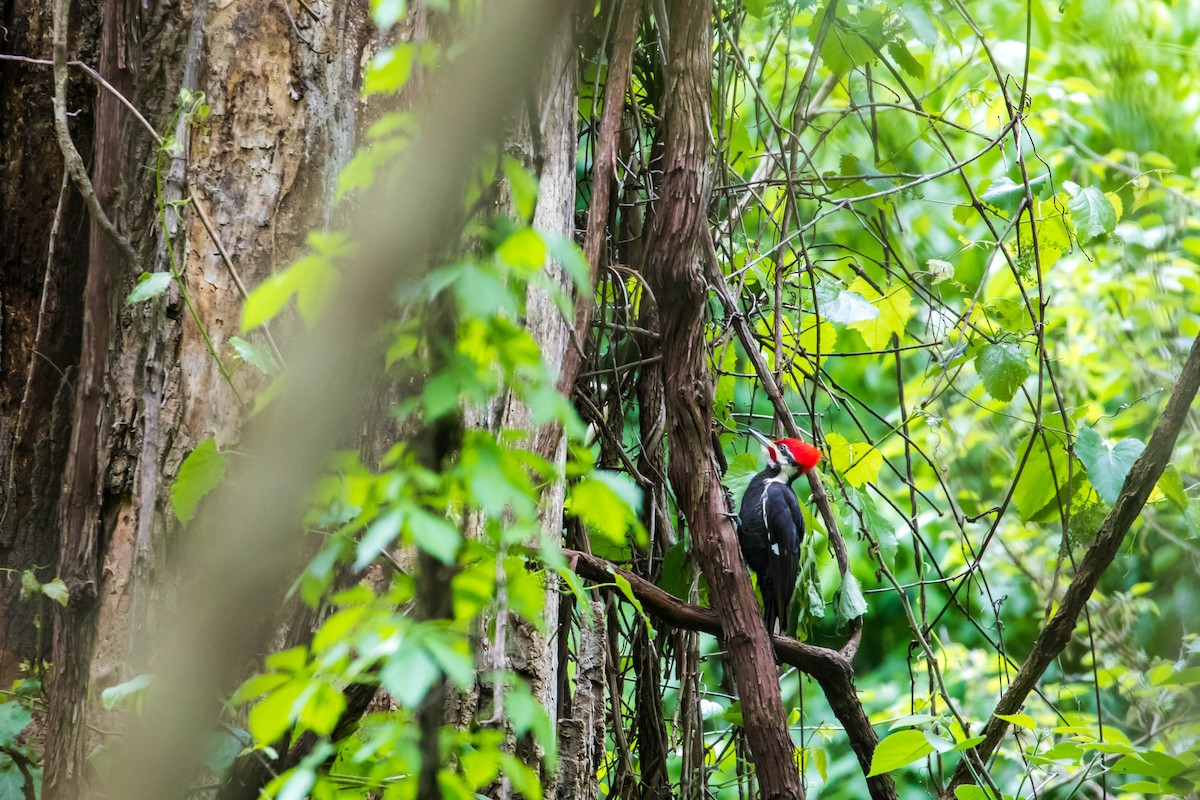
776, 438, 822, 471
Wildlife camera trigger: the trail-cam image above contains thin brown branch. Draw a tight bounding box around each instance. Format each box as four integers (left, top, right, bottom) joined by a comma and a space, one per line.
49, 0, 137, 264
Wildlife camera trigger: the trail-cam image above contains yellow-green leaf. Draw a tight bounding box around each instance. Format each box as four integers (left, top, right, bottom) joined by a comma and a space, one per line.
826, 433, 883, 487
847, 278, 912, 350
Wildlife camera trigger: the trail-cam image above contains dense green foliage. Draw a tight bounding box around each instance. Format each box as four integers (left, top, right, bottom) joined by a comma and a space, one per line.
133, 1, 1200, 799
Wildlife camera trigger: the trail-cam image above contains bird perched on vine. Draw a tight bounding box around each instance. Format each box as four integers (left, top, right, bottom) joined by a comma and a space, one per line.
737, 428, 822, 634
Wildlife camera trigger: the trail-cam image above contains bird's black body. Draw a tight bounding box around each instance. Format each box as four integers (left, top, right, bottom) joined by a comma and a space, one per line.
737, 466, 805, 634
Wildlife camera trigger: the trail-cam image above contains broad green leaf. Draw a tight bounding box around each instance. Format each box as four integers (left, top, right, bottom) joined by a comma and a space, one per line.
1067, 184, 1118, 241
248, 680, 305, 744
41, 578, 69, 606
1075, 426, 1145, 504
407, 508, 462, 564
826, 433, 883, 487
1111, 751, 1185, 779
364, 44, 415, 95
101, 673, 155, 710
497, 228, 547, 271
1012, 439, 1071, 522
126, 271, 173, 305
380, 645, 439, 708
994, 712, 1036, 731
1158, 465, 1189, 510
568, 472, 643, 546
0, 771, 24, 800
974, 343, 1031, 402
171, 438, 228, 523
0, 703, 31, 748
980, 177, 1025, 216
499, 752, 543, 800
298, 681, 346, 736
888, 41, 925, 79
275, 769, 316, 800
847, 278, 912, 350
423, 631, 475, 690
834, 571, 867, 626
229, 336, 280, 376
867, 729, 934, 776
724, 452, 762, 503
462, 748, 502, 790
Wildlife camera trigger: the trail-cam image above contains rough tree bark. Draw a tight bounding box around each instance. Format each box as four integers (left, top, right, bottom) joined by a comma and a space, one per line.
1, 1, 376, 796
640, 1, 803, 798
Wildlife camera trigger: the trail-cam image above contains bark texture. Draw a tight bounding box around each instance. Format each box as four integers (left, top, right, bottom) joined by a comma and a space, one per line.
0, 0, 90, 684
639, 1, 803, 797
0, 0, 375, 795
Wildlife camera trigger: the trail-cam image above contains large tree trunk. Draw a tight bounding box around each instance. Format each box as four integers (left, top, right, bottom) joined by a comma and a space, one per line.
0, 1, 375, 796
640, 1, 803, 798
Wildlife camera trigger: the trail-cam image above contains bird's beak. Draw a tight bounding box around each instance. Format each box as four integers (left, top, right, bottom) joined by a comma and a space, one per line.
747, 428, 774, 449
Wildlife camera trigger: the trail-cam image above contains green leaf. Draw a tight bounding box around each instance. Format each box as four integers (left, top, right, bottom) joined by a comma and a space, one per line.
1012, 439, 1071, 521
980, 177, 1026, 216
408, 508, 462, 564
499, 752, 543, 800
568, 472, 643, 547
887, 41, 925, 79
724, 452, 763, 504
1075, 426, 1145, 504
827, 433, 883, 488
0, 771, 25, 800
298, 681, 346, 736
248, 680, 304, 744
355, 508, 404, 571
229, 336, 280, 376
502, 157, 540, 221
1111, 751, 1185, 779
1067, 184, 1118, 242
126, 271, 173, 305
40, 578, 69, 606
370, 0, 407, 29
0, 703, 32, 748
364, 43, 415, 95
1158, 465, 1189, 510
171, 438, 228, 523
658, 542, 690, 599
847, 278, 912, 350
380, 644, 439, 708
994, 712, 1036, 731
101, 673, 155, 710
974, 343, 1031, 402
867, 729, 934, 776
496, 228, 547, 272
275, 769, 316, 800
834, 571, 867, 626
954, 787, 998, 800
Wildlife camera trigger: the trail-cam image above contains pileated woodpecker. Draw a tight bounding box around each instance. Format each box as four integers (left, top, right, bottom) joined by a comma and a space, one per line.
737, 429, 822, 634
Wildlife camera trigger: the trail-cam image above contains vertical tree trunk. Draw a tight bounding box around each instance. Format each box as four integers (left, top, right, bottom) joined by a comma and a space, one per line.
0, 1, 376, 796
641, 1, 803, 798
